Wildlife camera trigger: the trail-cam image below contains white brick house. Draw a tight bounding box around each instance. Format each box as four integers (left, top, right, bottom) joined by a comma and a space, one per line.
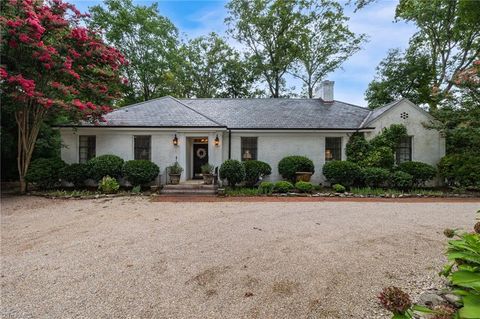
58, 81, 445, 184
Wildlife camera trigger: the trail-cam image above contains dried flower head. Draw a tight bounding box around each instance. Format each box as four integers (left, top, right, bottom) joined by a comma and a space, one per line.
378, 286, 412, 313
432, 304, 456, 319
443, 228, 455, 238
474, 222, 480, 234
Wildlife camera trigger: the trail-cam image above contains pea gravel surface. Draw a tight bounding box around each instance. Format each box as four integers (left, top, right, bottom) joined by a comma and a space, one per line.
1, 196, 477, 318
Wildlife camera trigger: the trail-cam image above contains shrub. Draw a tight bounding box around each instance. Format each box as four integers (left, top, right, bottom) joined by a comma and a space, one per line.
438, 154, 480, 188
370, 124, 408, 149
391, 171, 413, 190
346, 133, 371, 163
258, 181, 275, 194
168, 162, 183, 175
243, 160, 272, 186
60, 163, 88, 187
274, 181, 294, 193
278, 155, 314, 183
98, 176, 119, 194
361, 167, 391, 188
361, 146, 395, 169
322, 160, 361, 187
201, 163, 214, 174
219, 160, 245, 187
87, 155, 124, 181
122, 160, 160, 186
295, 181, 313, 193
25, 157, 66, 189
332, 184, 346, 193
397, 161, 436, 186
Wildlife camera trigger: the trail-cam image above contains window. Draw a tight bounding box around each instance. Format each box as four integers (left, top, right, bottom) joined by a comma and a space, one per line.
325, 137, 342, 161
134, 135, 151, 160
79, 135, 96, 163
241, 137, 257, 161
396, 136, 412, 164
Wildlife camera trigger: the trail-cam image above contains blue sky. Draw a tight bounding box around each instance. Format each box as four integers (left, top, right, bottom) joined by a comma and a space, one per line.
71, 0, 417, 106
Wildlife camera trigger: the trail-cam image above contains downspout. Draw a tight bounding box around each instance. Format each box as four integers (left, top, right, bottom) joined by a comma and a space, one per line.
228, 129, 232, 159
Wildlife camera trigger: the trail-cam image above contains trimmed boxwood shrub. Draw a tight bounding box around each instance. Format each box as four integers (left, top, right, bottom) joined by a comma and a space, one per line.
25, 157, 66, 189
322, 160, 361, 187
219, 160, 245, 187
361, 167, 391, 188
397, 161, 436, 186
295, 181, 313, 193
438, 154, 480, 187
391, 171, 413, 190
274, 181, 294, 193
87, 154, 124, 181
122, 160, 160, 186
258, 181, 274, 194
243, 160, 272, 186
278, 156, 315, 183
60, 163, 88, 187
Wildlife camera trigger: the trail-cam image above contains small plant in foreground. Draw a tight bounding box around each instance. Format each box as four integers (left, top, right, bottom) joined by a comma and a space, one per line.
274, 181, 294, 193
295, 181, 313, 193
332, 184, 346, 193
98, 176, 120, 194
258, 181, 274, 194
224, 187, 258, 196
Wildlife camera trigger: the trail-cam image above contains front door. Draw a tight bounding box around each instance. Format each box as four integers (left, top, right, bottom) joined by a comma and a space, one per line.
193, 143, 208, 179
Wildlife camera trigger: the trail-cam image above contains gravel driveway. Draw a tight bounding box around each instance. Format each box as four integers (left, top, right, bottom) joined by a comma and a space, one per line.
1, 196, 477, 318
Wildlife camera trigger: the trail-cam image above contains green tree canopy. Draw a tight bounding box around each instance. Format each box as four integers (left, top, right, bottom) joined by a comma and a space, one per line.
89, 0, 179, 104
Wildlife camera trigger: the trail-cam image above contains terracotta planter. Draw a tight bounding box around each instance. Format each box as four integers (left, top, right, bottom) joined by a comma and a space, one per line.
296, 171, 313, 182
202, 173, 214, 185
169, 174, 181, 185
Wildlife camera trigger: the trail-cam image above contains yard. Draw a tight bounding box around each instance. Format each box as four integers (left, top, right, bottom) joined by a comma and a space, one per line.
1, 196, 477, 318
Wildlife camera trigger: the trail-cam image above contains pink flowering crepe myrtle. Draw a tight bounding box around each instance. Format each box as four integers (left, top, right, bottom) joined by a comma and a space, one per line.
0, 0, 128, 192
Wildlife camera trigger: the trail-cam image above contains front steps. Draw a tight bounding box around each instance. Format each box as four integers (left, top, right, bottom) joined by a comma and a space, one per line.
161, 183, 217, 196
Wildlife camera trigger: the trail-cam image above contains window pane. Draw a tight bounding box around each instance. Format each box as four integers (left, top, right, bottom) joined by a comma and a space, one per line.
79, 136, 95, 163
325, 137, 342, 161
396, 136, 412, 164
134, 136, 151, 160
241, 137, 257, 161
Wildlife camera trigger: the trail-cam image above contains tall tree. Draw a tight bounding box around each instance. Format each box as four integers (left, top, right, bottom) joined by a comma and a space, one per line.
1, 0, 126, 192
226, 0, 311, 98
289, 0, 366, 98
180, 33, 257, 98
365, 48, 434, 108
366, 0, 480, 109
89, 0, 179, 104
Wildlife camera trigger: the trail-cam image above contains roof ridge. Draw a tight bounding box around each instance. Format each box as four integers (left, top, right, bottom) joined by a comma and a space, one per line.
333, 100, 368, 110
168, 96, 225, 127
113, 96, 171, 112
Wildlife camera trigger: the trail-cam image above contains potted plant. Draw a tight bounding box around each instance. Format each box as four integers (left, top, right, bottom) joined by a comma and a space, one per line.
201, 163, 215, 185
168, 162, 183, 185
296, 171, 313, 182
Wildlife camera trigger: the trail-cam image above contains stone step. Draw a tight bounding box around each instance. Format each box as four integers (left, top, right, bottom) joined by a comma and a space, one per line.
163, 184, 217, 190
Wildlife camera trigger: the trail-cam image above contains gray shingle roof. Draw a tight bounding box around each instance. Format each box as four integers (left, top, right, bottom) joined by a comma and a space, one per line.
181, 98, 371, 129
85, 96, 222, 127
71, 96, 377, 129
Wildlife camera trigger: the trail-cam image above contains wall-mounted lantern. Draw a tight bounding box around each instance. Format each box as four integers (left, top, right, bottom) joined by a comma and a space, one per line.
173, 134, 178, 146
214, 134, 220, 146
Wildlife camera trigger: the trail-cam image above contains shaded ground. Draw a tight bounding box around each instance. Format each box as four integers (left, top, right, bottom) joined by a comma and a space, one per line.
1, 196, 477, 318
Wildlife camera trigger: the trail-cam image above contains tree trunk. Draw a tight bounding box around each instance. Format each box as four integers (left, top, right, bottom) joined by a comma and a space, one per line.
15, 105, 45, 194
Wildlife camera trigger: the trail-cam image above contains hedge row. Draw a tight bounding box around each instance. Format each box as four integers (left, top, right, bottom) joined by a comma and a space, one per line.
322, 160, 437, 190
219, 159, 272, 187
26, 155, 159, 189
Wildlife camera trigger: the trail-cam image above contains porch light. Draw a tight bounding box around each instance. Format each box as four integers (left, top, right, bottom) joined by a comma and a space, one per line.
173, 134, 178, 146
214, 134, 220, 146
